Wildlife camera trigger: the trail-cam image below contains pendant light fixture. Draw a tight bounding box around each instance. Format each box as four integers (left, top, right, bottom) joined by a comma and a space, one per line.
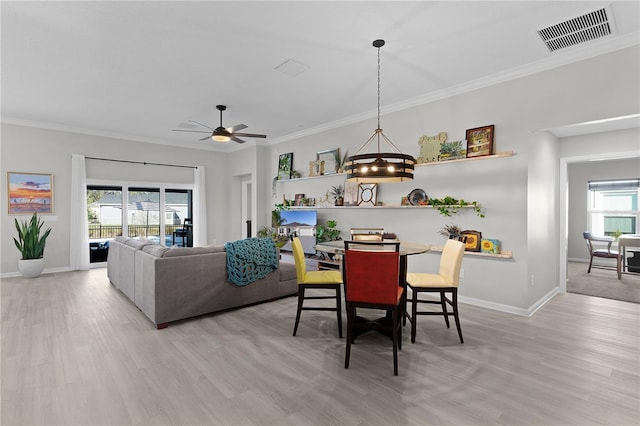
345, 39, 415, 183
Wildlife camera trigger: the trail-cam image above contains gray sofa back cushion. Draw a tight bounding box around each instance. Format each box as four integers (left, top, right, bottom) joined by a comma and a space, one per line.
125, 239, 152, 250
142, 244, 171, 257
162, 245, 226, 257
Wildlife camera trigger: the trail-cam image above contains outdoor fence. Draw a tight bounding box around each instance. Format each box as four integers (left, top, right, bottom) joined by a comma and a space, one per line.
88, 223, 181, 239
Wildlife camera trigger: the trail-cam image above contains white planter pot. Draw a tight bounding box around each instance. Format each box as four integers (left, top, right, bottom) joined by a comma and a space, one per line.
18, 258, 45, 278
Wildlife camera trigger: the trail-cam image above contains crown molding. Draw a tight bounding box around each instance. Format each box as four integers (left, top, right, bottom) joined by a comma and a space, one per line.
269, 31, 640, 145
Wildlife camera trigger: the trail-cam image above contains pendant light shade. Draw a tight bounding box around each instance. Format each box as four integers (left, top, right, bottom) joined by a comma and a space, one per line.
345, 39, 415, 183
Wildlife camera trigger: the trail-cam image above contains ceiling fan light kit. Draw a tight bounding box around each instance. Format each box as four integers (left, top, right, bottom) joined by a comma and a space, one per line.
173, 104, 266, 144
345, 39, 416, 183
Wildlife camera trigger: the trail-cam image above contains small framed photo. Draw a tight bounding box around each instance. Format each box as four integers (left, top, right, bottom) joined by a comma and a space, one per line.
317, 149, 339, 175
344, 180, 359, 206
357, 183, 377, 206
278, 153, 293, 180
465, 125, 494, 158
461, 230, 482, 252
294, 193, 305, 206
7, 172, 54, 214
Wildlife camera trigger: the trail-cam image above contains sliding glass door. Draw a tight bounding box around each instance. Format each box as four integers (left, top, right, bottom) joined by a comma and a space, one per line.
87, 184, 193, 263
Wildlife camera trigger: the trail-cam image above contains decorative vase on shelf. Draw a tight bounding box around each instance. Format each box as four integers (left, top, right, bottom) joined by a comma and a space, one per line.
335, 197, 344, 206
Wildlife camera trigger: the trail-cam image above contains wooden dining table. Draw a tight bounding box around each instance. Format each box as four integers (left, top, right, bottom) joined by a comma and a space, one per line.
617, 234, 640, 279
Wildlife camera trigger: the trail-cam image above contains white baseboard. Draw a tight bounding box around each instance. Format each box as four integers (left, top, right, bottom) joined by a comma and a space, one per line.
1, 266, 70, 279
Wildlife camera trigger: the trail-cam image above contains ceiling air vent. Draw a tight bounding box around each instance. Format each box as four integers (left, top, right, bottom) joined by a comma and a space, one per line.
537, 8, 613, 52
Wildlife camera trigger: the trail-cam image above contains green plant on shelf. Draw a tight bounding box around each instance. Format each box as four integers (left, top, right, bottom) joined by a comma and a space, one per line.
428, 196, 485, 217
316, 219, 341, 243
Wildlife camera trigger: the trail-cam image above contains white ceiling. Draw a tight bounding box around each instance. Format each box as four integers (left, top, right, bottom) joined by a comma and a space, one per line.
2, 1, 639, 152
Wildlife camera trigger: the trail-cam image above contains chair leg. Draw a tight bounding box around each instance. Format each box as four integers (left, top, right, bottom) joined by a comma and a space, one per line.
335, 286, 343, 338
411, 289, 418, 344
293, 287, 305, 336
440, 291, 450, 328
392, 307, 399, 376
587, 255, 593, 273
345, 303, 353, 369
452, 288, 464, 344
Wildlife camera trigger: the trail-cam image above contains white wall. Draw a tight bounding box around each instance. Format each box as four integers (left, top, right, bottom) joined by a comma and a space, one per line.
1, 124, 230, 274
265, 46, 640, 313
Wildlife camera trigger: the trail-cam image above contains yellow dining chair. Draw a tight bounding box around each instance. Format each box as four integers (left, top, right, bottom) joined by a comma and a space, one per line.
406, 239, 465, 344
291, 237, 344, 337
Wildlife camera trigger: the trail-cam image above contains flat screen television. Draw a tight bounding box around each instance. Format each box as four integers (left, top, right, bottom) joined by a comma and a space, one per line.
279, 210, 317, 228
279, 210, 317, 255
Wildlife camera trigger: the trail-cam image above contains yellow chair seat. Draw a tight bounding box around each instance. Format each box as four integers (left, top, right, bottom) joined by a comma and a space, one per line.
302, 270, 343, 284
406, 272, 454, 288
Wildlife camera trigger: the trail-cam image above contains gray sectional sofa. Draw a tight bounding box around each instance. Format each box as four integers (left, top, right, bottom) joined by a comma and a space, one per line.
107, 236, 298, 328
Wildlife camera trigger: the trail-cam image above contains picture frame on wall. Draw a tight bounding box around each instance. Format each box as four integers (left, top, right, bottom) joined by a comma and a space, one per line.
316, 149, 339, 175
294, 193, 305, 206
465, 125, 494, 158
278, 153, 293, 180
7, 172, 54, 214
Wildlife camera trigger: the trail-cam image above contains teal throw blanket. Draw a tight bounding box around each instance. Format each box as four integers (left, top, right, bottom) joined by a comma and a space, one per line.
224, 238, 278, 286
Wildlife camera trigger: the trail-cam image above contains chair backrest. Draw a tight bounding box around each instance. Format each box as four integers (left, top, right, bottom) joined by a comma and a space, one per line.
583, 231, 613, 254
438, 239, 465, 287
183, 218, 193, 228
291, 237, 307, 283
343, 241, 400, 304
583, 231, 595, 255
350, 228, 384, 241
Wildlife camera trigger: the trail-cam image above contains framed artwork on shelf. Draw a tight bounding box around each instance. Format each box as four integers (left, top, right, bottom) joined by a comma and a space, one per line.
344, 180, 359, 206
278, 153, 293, 180
461, 230, 482, 252
316, 149, 338, 175
465, 125, 494, 158
7, 172, 54, 214
294, 193, 305, 206
439, 139, 467, 161
357, 183, 377, 206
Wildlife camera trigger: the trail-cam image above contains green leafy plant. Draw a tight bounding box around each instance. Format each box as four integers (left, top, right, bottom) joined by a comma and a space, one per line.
428, 196, 485, 217
316, 219, 341, 243
13, 212, 52, 260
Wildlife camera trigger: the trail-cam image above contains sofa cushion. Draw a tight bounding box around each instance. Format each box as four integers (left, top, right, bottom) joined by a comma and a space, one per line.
142, 244, 171, 258
125, 239, 152, 250
162, 245, 226, 257
279, 262, 297, 282
114, 236, 130, 244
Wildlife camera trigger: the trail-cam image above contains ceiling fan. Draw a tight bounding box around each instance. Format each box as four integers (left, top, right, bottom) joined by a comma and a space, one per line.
173, 105, 267, 144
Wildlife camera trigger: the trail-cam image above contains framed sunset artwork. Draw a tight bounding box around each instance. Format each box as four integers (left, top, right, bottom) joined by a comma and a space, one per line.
7, 172, 54, 214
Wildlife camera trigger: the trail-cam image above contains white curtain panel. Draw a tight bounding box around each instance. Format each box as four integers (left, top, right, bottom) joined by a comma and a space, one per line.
193, 166, 208, 247
70, 154, 90, 270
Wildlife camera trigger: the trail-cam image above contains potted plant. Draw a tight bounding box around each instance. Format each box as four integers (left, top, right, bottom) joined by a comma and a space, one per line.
334, 149, 349, 173
316, 219, 341, 243
328, 185, 345, 206
13, 212, 52, 278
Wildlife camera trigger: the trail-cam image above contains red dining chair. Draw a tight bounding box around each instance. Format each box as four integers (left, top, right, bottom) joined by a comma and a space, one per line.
343, 240, 402, 375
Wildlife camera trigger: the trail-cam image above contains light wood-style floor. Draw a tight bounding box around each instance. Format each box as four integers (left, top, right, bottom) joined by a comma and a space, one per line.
2, 268, 639, 425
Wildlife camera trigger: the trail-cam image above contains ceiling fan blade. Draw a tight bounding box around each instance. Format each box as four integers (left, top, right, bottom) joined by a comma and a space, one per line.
227, 124, 248, 133
189, 120, 215, 130
172, 129, 211, 134
231, 136, 246, 144
233, 132, 267, 138
199, 135, 213, 141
